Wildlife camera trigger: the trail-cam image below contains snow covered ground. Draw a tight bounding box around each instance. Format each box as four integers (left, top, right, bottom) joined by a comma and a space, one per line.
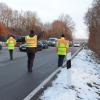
40, 50, 100, 100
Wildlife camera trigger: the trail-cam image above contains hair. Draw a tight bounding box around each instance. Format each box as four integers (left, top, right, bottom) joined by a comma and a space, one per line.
30, 30, 34, 34
61, 34, 65, 37
9, 35, 14, 38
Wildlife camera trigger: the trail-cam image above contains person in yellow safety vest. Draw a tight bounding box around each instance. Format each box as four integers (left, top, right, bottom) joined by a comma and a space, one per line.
6, 36, 16, 60
56, 34, 69, 67
25, 30, 37, 72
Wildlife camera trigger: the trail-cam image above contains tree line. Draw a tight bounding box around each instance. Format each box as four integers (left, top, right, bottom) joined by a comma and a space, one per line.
0, 2, 74, 40
85, 0, 100, 55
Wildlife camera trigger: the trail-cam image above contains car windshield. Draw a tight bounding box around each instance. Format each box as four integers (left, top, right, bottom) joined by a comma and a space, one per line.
49, 39, 57, 41
21, 43, 27, 46
49, 39, 57, 43
50, 39, 54, 41
41, 40, 46, 43
38, 41, 43, 44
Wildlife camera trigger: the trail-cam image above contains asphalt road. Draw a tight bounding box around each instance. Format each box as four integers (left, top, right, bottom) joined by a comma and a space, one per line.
0, 47, 79, 100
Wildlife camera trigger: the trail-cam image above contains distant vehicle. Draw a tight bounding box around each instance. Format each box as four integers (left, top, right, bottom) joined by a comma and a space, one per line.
73, 43, 80, 47
48, 38, 58, 46
0, 41, 2, 50
19, 41, 43, 52
0, 44, 2, 50
40, 40, 48, 49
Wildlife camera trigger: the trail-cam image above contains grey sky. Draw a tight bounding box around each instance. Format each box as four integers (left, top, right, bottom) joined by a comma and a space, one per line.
0, 0, 93, 39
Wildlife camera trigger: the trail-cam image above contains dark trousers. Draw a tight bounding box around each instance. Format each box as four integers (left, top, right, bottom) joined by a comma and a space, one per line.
58, 55, 65, 67
27, 48, 36, 72
9, 50, 13, 60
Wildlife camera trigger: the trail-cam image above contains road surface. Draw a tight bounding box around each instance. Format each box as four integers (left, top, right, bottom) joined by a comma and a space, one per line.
0, 47, 79, 100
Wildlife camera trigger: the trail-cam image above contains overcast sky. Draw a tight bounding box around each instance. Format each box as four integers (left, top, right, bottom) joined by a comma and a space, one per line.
0, 0, 93, 39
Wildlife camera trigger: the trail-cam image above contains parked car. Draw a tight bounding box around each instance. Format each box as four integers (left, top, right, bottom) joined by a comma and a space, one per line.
40, 40, 48, 49
37, 41, 43, 51
0, 44, 2, 50
19, 43, 26, 52
48, 38, 58, 46
19, 41, 43, 52
0, 42, 2, 50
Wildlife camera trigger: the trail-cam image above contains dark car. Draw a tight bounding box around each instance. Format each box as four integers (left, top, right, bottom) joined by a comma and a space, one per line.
19, 43, 26, 52
37, 41, 43, 51
19, 41, 43, 52
40, 40, 48, 49
0, 44, 2, 50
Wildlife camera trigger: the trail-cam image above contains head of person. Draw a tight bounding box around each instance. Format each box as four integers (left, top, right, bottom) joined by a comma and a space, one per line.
29, 30, 35, 37
9, 35, 14, 39
61, 34, 65, 38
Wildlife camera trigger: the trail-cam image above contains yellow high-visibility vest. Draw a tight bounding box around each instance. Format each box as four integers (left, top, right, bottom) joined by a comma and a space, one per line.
6, 37, 16, 50
56, 37, 69, 55
25, 35, 37, 47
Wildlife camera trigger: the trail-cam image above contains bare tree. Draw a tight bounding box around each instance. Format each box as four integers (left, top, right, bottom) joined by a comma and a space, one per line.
0, 2, 75, 41
85, 0, 100, 55
0, 3, 12, 27
59, 14, 75, 31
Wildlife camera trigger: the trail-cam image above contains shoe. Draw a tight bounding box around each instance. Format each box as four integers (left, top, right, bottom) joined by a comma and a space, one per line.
29, 70, 32, 72
28, 69, 32, 73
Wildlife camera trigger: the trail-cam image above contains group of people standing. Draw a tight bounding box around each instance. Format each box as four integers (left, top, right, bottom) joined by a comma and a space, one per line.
6, 30, 70, 73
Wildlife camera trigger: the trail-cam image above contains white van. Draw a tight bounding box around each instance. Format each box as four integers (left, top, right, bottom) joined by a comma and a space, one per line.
48, 38, 58, 46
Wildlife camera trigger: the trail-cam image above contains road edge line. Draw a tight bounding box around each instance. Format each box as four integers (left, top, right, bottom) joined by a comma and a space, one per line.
24, 67, 61, 100
24, 47, 83, 100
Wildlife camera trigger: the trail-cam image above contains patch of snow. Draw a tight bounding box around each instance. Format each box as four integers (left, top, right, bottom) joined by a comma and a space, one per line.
40, 50, 100, 100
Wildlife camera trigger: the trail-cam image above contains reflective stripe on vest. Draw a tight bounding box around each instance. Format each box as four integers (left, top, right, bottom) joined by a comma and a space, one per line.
25, 35, 37, 47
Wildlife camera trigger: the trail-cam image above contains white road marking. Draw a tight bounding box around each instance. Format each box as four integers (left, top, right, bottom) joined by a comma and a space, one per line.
24, 68, 61, 100
24, 47, 83, 100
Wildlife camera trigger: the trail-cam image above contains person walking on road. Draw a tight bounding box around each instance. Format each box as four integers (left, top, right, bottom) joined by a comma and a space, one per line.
25, 30, 37, 72
6, 36, 16, 60
56, 34, 69, 67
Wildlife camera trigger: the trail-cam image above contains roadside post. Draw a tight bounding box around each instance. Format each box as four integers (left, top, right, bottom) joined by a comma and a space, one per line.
66, 52, 71, 87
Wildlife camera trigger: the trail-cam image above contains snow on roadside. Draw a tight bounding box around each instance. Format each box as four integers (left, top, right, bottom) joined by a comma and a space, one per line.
40, 50, 100, 100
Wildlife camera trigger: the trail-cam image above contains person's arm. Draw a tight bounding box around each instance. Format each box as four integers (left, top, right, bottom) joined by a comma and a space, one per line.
6, 39, 9, 46
66, 40, 69, 53
66, 46, 68, 53
36, 34, 40, 40
56, 40, 59, 52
